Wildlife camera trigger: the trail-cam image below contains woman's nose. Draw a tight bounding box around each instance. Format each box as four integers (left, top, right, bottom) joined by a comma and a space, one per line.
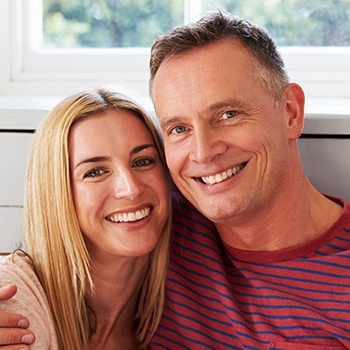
112, 169, 144, 200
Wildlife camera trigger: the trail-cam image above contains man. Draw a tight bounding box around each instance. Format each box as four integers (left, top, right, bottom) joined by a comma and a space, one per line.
1, 11, 350, 349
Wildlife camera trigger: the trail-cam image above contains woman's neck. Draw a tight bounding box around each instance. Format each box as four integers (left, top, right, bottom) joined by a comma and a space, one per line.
87, 254, 150, 350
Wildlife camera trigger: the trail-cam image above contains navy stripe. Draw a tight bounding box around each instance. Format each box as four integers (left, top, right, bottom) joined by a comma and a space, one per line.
164, 286, 231, 326
172, 227, 220, 256
234, 272, 350, 292
172, 239, 224, 266
231, 287, 350, 307
173, 218, 217, 243
251, 263, 350, 280
167, 274, 350, 338
159, 314, 241, 349
169, 257, 232, 294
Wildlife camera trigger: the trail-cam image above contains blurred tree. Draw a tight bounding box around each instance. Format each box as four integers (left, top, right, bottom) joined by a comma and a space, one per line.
205, 0, 350, 46
43, 0, 184, 47
43, 0, 350, 48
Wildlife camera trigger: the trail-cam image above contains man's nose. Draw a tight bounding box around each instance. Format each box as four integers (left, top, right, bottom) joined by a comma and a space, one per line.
189, 126, 227, 163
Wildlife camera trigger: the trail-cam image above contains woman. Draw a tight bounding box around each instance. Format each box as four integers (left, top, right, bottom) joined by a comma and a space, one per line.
0, 87, 172, 349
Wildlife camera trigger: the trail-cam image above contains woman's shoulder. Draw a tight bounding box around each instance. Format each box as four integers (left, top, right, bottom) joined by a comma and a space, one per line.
0, 252, 35, 281
0, 252, 43, 304
0, 252, 60, 349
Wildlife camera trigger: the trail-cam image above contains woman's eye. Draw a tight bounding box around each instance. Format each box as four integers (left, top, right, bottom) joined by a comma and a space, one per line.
132, 158, 154, 168
170, 125, 187, 134
84, 168, 105, 178
220, 111, 238, 120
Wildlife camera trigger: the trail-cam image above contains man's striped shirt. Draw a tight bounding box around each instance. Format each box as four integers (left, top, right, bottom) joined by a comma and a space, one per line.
151, 191, 350, 349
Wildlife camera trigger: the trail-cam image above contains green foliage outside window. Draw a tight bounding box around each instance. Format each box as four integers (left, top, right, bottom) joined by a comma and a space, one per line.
43, 0, 184, 48
43, 0, 350, 48
205, 0, 350, 46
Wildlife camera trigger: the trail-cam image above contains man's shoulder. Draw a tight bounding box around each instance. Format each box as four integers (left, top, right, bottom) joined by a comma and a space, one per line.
171, 188, 213, 226
171, 188, 219, 246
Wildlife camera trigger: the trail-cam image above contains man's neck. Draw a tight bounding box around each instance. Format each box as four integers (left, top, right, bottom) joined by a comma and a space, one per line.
215, 181, 343, 251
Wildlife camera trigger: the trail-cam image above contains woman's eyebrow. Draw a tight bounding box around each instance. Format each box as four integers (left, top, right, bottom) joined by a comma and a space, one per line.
74, 144, 156, 169
131, 144, 156, 155
75, 156, 110, 169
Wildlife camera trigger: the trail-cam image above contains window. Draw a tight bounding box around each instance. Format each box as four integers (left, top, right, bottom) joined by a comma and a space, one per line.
43, 1, 184, 48
1, 0, 350, 99
43, 0, 350, 48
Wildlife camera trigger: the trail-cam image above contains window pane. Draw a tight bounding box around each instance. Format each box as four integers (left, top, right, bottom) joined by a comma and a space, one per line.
43, 0, 184, 48
203, 0, 350, 46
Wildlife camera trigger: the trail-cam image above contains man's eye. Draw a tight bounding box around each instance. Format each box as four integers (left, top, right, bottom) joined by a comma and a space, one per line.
170, 126, 187, 134
220, 111, 238, 120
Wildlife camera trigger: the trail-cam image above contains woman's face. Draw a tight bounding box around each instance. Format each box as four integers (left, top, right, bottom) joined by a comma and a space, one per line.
69, 109, 169, 260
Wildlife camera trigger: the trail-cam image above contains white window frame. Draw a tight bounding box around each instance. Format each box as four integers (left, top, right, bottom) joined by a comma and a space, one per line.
0, 0, 350, 98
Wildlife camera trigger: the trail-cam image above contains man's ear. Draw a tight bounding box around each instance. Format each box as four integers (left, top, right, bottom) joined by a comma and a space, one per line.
283, 83, 305, 140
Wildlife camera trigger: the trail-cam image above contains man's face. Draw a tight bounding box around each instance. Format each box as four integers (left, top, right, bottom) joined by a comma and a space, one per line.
152, 39, 301, 226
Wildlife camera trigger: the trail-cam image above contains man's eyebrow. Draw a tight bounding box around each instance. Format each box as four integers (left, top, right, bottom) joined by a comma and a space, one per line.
207, 99, 250, 112
160, 116, 184, 131
159, 100, 250, 130
74, 144, 156, 169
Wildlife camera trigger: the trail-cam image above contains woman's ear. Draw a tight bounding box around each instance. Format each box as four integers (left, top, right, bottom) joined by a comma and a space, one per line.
284, 83, 305, 140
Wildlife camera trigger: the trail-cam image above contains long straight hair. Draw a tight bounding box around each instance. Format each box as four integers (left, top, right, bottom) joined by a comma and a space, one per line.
24, 87, 172, 349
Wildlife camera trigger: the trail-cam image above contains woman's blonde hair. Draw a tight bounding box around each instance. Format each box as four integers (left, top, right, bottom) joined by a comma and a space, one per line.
23, 87, 172, 349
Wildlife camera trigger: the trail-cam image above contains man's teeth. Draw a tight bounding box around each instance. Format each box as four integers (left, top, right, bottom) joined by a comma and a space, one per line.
108, 207, 151, 223
201, 164, 244, 185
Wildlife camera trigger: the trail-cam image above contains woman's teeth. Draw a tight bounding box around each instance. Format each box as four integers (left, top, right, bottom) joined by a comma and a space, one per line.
107, 207, 151, 223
